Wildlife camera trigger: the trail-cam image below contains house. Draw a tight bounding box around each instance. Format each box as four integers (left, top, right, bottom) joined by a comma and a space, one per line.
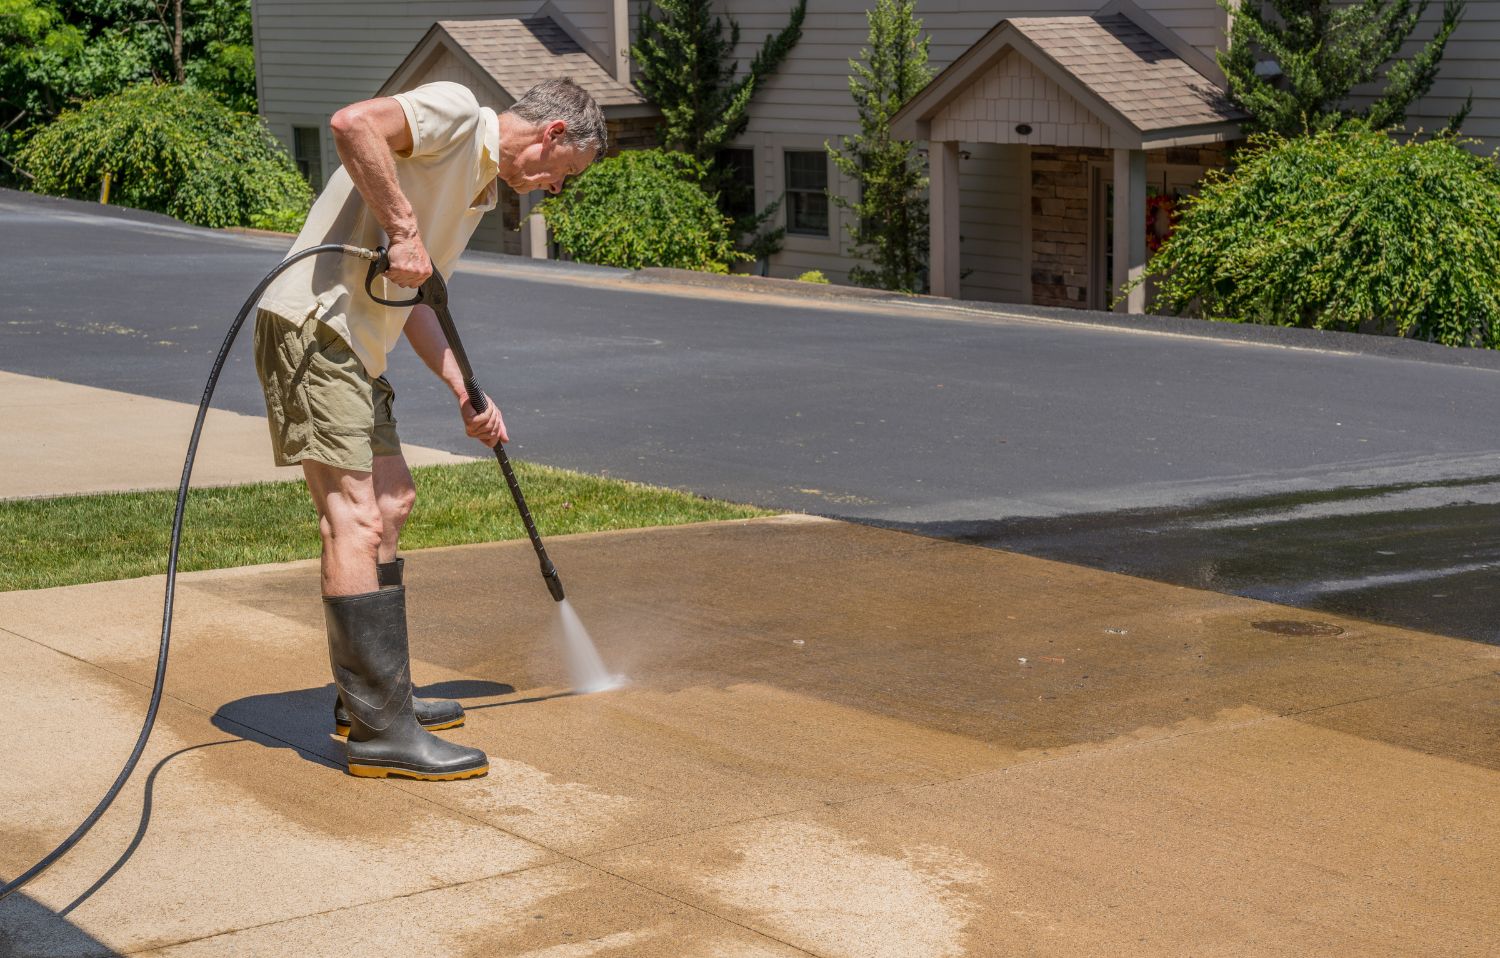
250, 0, 1497, 312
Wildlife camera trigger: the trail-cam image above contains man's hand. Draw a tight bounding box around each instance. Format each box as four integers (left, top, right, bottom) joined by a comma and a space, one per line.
384, 233, 433, 288
461, 392, 508, 448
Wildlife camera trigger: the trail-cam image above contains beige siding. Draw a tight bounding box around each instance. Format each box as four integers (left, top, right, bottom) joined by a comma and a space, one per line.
958, 142, 1029, 303
930, 52, 1114, 149
1367, 0, 1500, 145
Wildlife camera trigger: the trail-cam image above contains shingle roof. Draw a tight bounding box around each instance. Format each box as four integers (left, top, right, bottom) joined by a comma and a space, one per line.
438, 18, 647, 109
1009, 14, 1244, 131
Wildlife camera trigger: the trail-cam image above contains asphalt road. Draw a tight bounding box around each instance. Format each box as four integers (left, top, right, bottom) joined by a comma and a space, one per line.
6, 189, 1500, 642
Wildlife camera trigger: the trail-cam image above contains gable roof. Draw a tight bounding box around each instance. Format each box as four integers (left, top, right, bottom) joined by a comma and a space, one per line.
380, 17, 652, 116
892, 8, 1244, 148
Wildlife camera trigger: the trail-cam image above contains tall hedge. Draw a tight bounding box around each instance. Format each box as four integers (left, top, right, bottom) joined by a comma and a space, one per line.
539, 149, 747, 273
18, 81, 311, 229
1142, 127, 1500, 347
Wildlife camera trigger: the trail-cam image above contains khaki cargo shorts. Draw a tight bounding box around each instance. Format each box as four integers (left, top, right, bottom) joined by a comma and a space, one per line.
253, 309, 401, 473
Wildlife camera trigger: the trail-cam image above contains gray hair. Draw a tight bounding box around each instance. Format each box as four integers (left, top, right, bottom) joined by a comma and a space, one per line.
506, 77, 608, 160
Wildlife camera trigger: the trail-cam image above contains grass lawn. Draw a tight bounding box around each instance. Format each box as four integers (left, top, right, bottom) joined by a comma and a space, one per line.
1, 460, 777, 591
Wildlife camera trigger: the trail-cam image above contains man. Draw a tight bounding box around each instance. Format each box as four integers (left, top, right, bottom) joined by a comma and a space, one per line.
254, 78, 606, 781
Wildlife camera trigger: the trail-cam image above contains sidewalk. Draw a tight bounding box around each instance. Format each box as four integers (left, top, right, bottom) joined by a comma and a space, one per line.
2, 516, 1497, 956
0, 371, 471, 499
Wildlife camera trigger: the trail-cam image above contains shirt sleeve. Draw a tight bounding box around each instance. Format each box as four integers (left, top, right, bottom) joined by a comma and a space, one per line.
391, 82, 481, 159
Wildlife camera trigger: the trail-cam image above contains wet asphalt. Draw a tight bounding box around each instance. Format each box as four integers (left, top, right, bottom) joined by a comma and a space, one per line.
5, 189, 1500, 644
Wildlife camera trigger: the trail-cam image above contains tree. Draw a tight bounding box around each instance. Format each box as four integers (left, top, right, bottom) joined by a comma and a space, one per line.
632, 0, 806, 256
826, 0, 931, 292
0, 0, 256, 183
18, 82, 311, 229
1133, 127, 1500, 347
1218, 0, 1468, 136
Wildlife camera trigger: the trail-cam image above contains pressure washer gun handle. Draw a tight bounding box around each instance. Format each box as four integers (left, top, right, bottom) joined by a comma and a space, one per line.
362, 245, 425, 308
468, 390, 567, 602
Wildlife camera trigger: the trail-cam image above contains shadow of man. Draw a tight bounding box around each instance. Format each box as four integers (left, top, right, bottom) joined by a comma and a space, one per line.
210, 679, 517, 771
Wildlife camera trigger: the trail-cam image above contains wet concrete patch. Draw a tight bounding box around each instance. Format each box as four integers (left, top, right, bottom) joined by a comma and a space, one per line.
898, 476, 1500, 645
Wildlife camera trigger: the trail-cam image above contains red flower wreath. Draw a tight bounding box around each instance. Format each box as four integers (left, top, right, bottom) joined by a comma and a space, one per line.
1146, 193, 1178, 252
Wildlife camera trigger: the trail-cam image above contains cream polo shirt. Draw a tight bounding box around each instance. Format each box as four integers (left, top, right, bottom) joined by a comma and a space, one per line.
258, 81, 500, 378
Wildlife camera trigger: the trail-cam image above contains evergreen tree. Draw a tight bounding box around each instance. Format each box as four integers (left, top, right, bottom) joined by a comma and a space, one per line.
632, 0, 806, 255
826, 0, 931, 292
1218, 0, 1468, 136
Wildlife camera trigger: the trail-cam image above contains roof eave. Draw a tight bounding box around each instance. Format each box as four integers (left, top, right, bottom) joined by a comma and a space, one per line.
1139, 121, 1244, 149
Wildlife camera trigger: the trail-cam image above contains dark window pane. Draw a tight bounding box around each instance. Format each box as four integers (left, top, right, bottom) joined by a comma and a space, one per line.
293, 126, 323, 192
788, 190, 828, 235
717, 147, 756, 223
785, 150, 827, 191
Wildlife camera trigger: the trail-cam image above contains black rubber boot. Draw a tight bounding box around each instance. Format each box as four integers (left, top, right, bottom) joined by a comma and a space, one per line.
332, 557, 464, 736
323, 587, 488, 780
376, 557, 405, 589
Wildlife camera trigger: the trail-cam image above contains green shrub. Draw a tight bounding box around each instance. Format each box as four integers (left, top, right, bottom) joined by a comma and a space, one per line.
539, 148, 748, 273
1140, 127, 1500, 347
17, 81, 312, 229
796, 269, 829, 284
248, 206, 309, 234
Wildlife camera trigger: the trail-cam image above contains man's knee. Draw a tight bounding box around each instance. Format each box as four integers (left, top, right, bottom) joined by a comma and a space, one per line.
304, 461, 384, 553
319, 497, 384, 552
382, 483, 417, 529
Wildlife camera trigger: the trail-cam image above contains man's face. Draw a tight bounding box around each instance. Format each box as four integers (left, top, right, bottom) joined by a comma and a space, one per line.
504, 120, 594, 195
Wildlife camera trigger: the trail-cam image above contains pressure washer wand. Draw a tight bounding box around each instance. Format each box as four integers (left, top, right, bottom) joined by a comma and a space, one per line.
364, 250, 565, 603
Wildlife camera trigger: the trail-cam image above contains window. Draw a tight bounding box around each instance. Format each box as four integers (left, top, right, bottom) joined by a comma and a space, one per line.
784, 150, 828, 236
293, 126, 323, 192
716, 148, 757, 224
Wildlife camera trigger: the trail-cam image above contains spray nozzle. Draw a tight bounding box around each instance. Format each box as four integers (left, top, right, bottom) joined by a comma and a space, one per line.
544, 568, 566, 603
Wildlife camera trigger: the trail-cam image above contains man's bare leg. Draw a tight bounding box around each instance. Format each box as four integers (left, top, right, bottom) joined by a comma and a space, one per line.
372, 453, 417, 562
301, 460, 382, 596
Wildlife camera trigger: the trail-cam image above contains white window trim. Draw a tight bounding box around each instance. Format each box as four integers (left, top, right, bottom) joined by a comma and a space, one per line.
284, 117, 331, 192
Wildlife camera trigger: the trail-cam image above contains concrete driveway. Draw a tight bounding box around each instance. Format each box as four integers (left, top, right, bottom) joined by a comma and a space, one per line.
3, 519, 1499, 956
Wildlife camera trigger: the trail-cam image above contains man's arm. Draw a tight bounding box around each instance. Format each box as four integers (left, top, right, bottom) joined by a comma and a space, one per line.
403, 303, 507, 447
328, 97, 431, 288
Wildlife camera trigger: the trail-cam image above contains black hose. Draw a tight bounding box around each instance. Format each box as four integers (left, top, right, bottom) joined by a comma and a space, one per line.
0, 242, 376, 903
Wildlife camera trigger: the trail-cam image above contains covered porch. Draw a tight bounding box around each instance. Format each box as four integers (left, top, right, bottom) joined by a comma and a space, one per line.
892, 1, 1244, 313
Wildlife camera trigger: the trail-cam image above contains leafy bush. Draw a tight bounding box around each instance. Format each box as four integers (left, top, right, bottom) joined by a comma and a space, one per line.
18, 81, 311, 229
539, 149, 748, 273
1141, 127, 1500, 347
796, 270, 829, 284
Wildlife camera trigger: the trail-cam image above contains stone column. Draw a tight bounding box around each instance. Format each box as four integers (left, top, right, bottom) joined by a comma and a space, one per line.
930, 140, 961, 298
520, 190, 549, 260
1112, 147, 1147, 314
